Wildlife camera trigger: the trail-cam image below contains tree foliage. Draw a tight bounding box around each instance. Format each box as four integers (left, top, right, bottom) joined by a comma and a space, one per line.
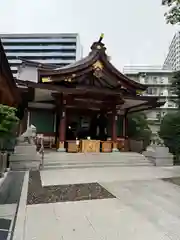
0, 104, 19, 138
159, 71, 180, 160
127, 112, 152, 146
162, 0, 180, 24
159, 111, 180, 156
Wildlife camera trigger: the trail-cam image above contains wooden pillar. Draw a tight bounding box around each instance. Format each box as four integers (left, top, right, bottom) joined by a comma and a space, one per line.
111, 108, 119, 152
123, 114, 128, 138
57, 94, 66, 152
21, 108, 28, 134
123, 112, 129, 151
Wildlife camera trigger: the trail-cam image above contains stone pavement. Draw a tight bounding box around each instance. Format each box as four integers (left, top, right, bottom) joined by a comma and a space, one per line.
12, 166, 180, 240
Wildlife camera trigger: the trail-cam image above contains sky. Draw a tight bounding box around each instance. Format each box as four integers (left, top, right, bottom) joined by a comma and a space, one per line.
0, 0, 179, 70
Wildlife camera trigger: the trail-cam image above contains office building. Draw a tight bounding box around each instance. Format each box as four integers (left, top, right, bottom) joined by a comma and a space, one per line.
0, 33, 82, 77
123, 66, 175, 142
164, 31, 180, 70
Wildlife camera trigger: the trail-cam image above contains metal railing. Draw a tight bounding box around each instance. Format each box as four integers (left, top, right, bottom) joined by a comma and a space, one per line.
37, 137, 44, 169
0, 152, 8, 177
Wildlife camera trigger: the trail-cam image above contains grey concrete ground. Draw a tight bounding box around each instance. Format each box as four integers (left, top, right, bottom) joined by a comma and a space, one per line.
12, 165, 180, 240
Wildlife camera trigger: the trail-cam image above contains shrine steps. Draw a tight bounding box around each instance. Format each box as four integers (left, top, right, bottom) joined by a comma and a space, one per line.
42, 152, 154, 170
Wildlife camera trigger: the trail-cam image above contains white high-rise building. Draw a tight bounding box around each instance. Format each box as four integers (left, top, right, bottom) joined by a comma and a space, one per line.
123, 66, 175, 142
0, 33, 82, 78
164, 32, 180, 70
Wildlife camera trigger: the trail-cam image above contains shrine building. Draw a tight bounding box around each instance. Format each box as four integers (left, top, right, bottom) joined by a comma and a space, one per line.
16, 36, 163, 152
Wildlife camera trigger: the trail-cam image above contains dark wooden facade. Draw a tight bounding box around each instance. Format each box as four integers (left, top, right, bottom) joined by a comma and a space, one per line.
0, 39, 20, 106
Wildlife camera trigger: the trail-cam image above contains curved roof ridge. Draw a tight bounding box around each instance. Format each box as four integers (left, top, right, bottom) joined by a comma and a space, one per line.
19, 57, 63, 69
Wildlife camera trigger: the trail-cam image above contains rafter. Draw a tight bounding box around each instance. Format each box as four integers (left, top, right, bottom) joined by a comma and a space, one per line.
52, 92, 123, 105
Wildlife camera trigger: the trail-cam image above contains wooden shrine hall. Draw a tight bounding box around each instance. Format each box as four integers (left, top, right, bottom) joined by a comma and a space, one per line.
16, 35, 163, 153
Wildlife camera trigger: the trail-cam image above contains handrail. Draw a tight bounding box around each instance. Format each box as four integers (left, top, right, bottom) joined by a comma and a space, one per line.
38, 137, 44, 169
0, 152, 8, 178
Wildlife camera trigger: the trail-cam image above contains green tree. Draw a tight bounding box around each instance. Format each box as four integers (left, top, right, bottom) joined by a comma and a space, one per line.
159, 112, 180, 162
0, 104, 19, 150
159, 71, 180, 163
162, 0, 180, 24
128, 112, 152, 149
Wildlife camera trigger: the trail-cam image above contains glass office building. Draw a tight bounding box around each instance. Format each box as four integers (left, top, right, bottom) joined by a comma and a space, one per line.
0, 33, 82, 77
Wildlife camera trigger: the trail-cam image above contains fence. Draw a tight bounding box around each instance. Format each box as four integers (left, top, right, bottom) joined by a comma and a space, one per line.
0, 152, 8, 177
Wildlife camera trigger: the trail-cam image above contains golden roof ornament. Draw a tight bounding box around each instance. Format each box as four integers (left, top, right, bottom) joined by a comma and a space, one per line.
93, 60, 103, 78
91, 33, 106, 51
93, 60, 103, 70
64, 77, 72, 82
42, 77, 52, 83
98, 33, 104, 43
96, 33, 104, 49
136, 90, 143, 95
64, 73, 76, 82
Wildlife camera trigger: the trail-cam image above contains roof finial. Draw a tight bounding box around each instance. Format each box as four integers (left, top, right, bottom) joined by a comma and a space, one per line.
98, 33, 104, 43
91, 33, 106, 51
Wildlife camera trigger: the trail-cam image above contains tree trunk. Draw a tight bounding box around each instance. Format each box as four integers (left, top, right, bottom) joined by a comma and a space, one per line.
174, 154, 180, 165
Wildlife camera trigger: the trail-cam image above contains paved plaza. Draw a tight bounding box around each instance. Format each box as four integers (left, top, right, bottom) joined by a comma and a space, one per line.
7, 165, 180, 240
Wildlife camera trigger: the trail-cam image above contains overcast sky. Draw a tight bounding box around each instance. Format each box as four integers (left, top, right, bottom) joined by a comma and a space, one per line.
0, 0, 178, 70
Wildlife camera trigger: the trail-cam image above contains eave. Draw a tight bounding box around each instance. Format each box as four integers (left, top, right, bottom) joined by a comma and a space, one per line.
15, 79, 124, 96
0, 39, 21, 105
38, 39, 146, 92
19, 57, 63, 69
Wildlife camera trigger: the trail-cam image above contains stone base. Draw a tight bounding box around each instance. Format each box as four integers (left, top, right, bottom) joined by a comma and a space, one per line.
155, 157, 173, 166
57, 141, 66, 152
57, 148, 66, 152
10, 161, 40, 171
143, 146, 173, 166
14, 145, 37, 154
9, 142, 41, 171
112, 148, 119, 152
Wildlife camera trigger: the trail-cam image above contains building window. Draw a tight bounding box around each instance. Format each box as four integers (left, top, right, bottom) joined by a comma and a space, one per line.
146, 87, 153, 95
146, 87, 157, 95
144, 78, 148, 84
160, 78, 164, 84
160, 91, 164, 96
168, 103, 172, 107
153, 76, 157, 84
156, 112, 161, 120
152, 88, 157, 95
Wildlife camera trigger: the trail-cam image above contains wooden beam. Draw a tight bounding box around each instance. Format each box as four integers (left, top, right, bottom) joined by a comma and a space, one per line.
52, 92, 124, 105
23, 80, 123, 96
67, 99, 115, 109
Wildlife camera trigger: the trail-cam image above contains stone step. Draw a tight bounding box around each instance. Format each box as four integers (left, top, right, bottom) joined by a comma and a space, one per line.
44, 152, 145, 157
43, 163, 153, 170
43, 161, 153, 170
43, 155, 148, 161
44, 155, 147, 159
42, 152, 153, 169
43, 155, 149, 162
14, 145, 37, 154
44, 159, 151, 165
